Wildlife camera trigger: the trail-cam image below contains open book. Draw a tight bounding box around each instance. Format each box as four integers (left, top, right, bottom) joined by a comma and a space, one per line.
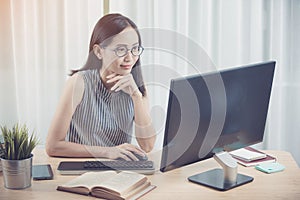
57, 171, 156, 200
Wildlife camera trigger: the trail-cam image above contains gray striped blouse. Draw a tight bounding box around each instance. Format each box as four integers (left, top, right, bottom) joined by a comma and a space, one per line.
66, 69, 134, 146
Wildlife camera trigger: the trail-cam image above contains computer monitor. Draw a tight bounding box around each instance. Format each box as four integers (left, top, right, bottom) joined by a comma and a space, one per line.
160, 61, 275, 190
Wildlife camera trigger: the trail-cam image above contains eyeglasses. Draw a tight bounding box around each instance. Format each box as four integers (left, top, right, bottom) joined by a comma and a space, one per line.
105, 45, 144, 57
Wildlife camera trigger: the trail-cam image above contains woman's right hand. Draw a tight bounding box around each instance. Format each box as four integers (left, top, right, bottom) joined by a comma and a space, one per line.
104, 143, 146, 161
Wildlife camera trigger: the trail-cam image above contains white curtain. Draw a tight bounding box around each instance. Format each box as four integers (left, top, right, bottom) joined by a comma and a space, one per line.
1, 0, 299, 166
0, 0, 103, 143
110, 0, 300, 166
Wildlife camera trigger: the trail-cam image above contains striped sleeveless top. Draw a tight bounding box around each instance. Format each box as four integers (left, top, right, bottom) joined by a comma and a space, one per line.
66, 69, 134, 146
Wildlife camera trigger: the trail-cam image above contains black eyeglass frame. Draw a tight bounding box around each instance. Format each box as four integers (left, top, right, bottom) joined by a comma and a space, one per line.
103, 45, 144, 57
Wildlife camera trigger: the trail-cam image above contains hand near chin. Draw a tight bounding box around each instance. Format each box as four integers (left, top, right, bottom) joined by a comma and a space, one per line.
106, 73, 141, 96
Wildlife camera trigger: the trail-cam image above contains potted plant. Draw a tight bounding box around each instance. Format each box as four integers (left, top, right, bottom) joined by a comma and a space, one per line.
0, 124, 38, 189
0, 134, 3, 172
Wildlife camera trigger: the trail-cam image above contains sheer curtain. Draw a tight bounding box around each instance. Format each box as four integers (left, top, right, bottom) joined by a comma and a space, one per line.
1, 0, 299, 166
110, 0, 300, 166
0, 0, 103, 143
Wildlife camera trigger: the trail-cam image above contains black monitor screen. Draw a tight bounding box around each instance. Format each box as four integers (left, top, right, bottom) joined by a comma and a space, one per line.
160, 61, 275, 172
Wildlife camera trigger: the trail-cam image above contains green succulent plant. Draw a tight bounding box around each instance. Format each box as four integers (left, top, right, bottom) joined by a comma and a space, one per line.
0, 124, 39, 160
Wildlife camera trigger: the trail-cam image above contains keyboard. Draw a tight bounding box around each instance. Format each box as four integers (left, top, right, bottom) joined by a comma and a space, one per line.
57, 160, 155, 175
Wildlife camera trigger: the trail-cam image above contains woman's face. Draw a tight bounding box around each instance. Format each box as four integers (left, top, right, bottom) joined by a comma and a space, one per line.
100, 27, 140, 76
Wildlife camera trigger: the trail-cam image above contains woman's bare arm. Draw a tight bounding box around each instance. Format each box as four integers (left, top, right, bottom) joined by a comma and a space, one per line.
45, 74, 145, 160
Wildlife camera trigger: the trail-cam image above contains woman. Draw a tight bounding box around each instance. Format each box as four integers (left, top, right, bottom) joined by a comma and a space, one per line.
46, 13, 156, 161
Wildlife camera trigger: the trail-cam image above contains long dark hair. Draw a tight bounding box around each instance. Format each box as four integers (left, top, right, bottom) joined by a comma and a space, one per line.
70, 13, 146, 96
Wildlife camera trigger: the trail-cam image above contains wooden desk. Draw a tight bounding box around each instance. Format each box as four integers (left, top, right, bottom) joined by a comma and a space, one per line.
0, 148, 299, 200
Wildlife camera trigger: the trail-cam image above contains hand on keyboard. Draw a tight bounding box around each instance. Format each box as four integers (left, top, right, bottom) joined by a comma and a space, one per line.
106, 143, 147, 161
117, 152, 148, 161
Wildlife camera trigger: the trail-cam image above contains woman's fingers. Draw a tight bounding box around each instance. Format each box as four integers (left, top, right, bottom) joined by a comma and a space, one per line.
110, 77, 128, 91
106, 72, 119, 79
124, 146, 145, 156
109, 74, 138, 95
123, 150, 139, 161
117, 148, 138, 161
106, 74, 123, 83
115, 82, 130, 92
118, 151, 134, 161
117, 143, 146, 160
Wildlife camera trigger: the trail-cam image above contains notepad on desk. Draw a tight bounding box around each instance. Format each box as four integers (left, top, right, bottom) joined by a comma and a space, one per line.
57, 171, 156, 200
230, 147, 267, 161
230, 147, 276, 167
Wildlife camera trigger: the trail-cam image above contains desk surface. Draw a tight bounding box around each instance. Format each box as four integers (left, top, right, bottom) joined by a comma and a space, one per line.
0, 148, 299, 200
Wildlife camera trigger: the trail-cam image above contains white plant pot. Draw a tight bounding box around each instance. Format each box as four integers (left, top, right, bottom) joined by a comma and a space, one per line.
1, 155, 33, 189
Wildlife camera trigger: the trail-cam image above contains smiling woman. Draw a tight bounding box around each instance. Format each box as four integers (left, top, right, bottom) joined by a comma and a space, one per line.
45, 13, 156, 161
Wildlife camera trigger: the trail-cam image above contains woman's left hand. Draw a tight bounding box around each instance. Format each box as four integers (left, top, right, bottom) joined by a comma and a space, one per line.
107, 73, 141, 96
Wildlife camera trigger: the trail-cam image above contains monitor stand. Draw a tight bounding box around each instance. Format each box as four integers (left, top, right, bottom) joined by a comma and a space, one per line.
188, 151, 253, 191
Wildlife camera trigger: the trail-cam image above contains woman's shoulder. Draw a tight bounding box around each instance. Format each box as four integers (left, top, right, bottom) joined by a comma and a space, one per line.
67, 69, 100, 92
64, 73, 85, 109
68, 72, 84, 85
66, 72, 84, 92
75, 69, 100, 84
78, 69, 98, 78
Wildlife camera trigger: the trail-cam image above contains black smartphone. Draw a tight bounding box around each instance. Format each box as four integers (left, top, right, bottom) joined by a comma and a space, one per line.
32, 164, 54, 180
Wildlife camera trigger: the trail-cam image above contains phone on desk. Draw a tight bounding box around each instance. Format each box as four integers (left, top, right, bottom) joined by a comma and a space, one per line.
32, 164, 54, 180
255, 162, 285, 174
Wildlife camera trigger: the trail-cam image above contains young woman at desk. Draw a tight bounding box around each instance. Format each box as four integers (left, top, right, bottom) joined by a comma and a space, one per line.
46, 14, 156, 161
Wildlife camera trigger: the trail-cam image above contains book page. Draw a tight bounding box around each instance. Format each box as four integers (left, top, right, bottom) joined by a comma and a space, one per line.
57, 186, 90, 195
127, 184, 156, 200
92, 181, 154, 200
94, 171, 147, 196
91, 189, 124, 200
122, 181, 151, 199
60, 171, 117, 189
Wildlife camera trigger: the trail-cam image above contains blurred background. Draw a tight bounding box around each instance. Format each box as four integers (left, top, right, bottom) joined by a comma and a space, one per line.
0, 0, 299, 166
